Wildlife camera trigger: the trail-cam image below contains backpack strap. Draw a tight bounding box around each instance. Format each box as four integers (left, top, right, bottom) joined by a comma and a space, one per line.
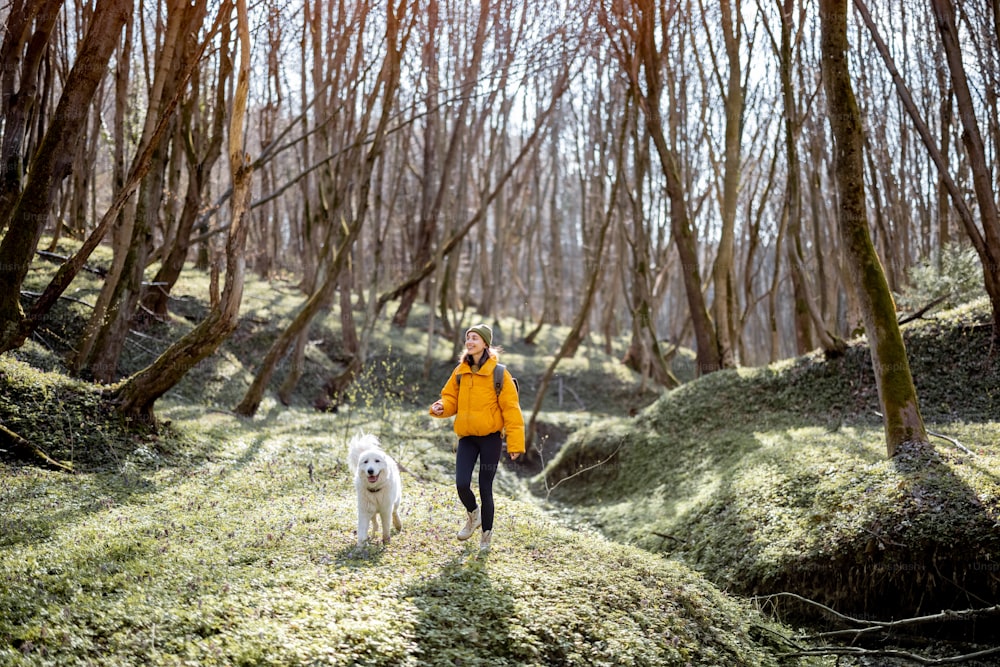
456, 364, 506, 398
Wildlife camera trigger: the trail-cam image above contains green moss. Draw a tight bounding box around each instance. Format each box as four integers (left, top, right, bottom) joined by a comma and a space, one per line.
0, 406, 799, 666
541, 303, 1000, 622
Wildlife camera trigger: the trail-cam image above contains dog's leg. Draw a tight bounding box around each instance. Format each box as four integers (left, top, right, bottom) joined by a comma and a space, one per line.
379, 507, 392, 544
392, 500, 402, 531
357, 496, 370, 547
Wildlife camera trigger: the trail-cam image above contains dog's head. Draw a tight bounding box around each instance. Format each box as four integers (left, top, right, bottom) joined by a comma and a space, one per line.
357, 450, 388, 488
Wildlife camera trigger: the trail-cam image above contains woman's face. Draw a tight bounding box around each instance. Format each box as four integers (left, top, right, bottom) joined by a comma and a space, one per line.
465, 331, 487, 357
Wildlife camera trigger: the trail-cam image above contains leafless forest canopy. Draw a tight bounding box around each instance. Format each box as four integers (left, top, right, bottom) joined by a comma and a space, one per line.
1, 0, 997, 393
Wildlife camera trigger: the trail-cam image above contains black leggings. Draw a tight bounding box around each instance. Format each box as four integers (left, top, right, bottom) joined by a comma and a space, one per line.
455, 432, 503, 532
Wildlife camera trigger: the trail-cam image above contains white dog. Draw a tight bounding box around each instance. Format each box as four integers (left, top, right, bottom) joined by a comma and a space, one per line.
347, 432, 402, 547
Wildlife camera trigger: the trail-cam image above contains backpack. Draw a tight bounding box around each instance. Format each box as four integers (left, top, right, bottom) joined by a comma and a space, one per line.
456, 363, 519, 397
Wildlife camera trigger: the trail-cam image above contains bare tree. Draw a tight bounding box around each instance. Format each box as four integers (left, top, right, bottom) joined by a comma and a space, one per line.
0, 0, 64, 227
818, 0, 927, 456
0, 6, 225, 355
235, 0, 413, 417
141, 18, 231, 319
75, 0, 209, 381
113, 0, 251, 423
3, 0, 995, 423
620, 94, 679, 388
390, 0, 491, 329
926, 0, 1000, 346
847, 0, 1000, 347
527, 120, 619, 447
763, 0, 845, 358
0, 0, 130, 351
601, 0, 725, 376
701, 0, 745, 368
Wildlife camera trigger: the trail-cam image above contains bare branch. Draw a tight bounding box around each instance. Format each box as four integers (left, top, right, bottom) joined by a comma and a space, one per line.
752, 593, 1000, 664
543, 438, 624, 501
0, 423, 74, 473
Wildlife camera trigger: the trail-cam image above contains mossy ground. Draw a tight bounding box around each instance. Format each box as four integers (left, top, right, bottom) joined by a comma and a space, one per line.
538, 299, 1000, 643
0, 400, 800, 666
5, 239, 999, 664
1, 244, 804, 666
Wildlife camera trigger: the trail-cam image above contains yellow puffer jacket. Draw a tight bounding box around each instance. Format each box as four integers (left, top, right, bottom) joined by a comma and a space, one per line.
429, 354, 525, 455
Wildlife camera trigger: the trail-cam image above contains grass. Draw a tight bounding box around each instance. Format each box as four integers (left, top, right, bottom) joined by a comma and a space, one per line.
537, 299, 1000, 633
1, 244, 805, 666
0, 404, 798, 666
6, 238, 999, 664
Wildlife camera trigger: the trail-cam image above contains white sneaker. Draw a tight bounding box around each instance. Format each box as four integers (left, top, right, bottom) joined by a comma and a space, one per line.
457, 508, 481, 541
479, 529, 492, 551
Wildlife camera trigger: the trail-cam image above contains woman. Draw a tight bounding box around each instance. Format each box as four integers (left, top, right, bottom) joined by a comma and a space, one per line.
429, 323, 524, 551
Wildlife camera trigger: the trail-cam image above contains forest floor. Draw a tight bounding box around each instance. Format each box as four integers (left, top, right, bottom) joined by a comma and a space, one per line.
1, 244, 998, 665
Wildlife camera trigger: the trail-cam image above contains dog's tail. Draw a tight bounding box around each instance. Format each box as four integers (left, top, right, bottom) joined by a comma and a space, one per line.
346, 431, 380, 472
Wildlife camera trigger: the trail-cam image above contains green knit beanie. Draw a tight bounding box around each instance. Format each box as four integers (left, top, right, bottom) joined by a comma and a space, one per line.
466, 323, 493, 347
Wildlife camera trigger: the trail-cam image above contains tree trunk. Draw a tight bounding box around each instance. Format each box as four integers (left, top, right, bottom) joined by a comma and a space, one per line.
603, 0, 724, 376
777, 0, 810, 355
60, 87, 104, 247
376, 62, 572, 317
527, 163, 617, 448
0, 0, 64, 227
113, 0, 250, 423
313, 272, 368, 411
622, 106, 677, 388
546, 112, 565, 326
0, 0, 129, 351
142, 29, 229, 319
819, 0, 927, 456
852, 0, 1000, 347
710, 0, 743, 369
936, 68, 953, 258
0, 8, 222, 355
77, 0, 207, 381
392, 0, 488, 329
927, 0, 1000, 346
235, 0, 410, 417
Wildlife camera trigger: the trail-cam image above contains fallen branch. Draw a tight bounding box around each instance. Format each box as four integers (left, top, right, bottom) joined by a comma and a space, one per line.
556, 378, 588, 410
927, 430, 973, 455
898, 294, 949, 325
872, 413, 973, 456
652, 531, 683, 542
652, 531, 684, 548
35, 249, 106, 276
809, 606, 1000, 642
20, 290, 92, 309
544, 438, 624, 501
0, 423, 74, 472
754, 592, 1000, 664
783, 644, 1000, 665
756, 592, 1000, 633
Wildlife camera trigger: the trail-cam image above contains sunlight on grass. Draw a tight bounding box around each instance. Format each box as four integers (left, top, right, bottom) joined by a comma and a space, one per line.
5, 239, 998, 664
0, 403, 794, 666
536, 297, 1000, 628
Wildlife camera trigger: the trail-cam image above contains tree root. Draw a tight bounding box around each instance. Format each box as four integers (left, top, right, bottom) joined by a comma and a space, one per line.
753, 592, 1000, 665
0, 422, 74, 472
780, 643, 1000, 665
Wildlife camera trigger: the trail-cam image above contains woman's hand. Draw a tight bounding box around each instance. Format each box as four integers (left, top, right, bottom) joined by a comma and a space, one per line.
430, 400, 444, 416
509, 452, 521, 460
